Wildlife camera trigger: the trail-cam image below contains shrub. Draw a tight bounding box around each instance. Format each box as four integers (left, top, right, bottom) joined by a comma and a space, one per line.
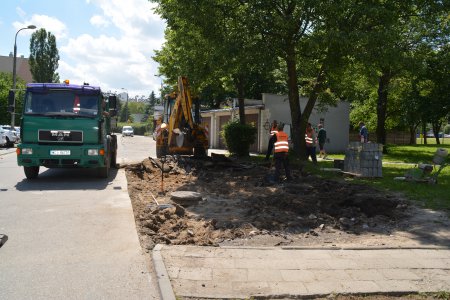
221, 120, 257, 156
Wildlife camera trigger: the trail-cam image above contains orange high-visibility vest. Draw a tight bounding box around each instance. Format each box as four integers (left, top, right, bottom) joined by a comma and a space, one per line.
274, 131, 289, 153
305, 129, 314, 146
270, 124, 278, 135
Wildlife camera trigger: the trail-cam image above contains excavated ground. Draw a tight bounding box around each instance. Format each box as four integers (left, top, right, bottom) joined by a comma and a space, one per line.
125, 156, 450, 253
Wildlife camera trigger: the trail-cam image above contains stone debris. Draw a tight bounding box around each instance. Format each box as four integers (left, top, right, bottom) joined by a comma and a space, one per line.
124, 157, 438, 250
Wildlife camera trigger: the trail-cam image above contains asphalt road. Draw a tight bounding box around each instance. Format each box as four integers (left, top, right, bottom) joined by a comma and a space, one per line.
0, 135, 160, 299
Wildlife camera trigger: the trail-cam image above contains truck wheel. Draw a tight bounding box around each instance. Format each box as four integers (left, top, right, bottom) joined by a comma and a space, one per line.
156, 146, 162, 158
98, 157, 110, 178
6, 137, 13, 148
194, 145, 207, 157
111, 150, 117, 168
24, 166, 39, 179
156, 144, 169, 158
111, 135, 118, 168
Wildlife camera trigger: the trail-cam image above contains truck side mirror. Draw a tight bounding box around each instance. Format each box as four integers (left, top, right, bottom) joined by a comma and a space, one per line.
108, 95, 117, 116
7, 90, 15, 112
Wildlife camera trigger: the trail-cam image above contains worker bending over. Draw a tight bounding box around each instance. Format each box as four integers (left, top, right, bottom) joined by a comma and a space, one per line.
265, 120, 278, 160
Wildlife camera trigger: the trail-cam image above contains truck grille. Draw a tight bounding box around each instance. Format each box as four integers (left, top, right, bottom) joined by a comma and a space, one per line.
38, 130, 83, 143
40, 159, 81, 167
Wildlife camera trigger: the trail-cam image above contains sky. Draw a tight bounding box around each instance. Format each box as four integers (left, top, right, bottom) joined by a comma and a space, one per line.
0, 0, 166, 99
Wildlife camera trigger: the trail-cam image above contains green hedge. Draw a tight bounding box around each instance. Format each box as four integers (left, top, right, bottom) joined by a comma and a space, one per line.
221, 120, 257, 156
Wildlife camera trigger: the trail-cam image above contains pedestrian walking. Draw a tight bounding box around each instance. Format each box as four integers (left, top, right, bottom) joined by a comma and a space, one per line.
317, 123, 327, 159
359, 121, 368, 143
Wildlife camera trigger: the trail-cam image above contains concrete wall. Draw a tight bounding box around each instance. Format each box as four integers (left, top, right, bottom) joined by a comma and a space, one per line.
0, 55, 33, 83
261, 93, 350, 153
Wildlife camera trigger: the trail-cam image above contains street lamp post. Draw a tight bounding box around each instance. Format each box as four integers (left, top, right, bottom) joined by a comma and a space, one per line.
121, 88, 129, 122
11, 25, 36, 127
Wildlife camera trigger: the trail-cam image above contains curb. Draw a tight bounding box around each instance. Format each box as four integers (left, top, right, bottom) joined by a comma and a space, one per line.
0, 148, 16, 156
152, 244, 176, 300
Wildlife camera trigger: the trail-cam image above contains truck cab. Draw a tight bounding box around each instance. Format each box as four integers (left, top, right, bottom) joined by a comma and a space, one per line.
13, 82, 118, 179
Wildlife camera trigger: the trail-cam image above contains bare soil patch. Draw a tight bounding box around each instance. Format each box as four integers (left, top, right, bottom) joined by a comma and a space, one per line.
125, 156, 450, 253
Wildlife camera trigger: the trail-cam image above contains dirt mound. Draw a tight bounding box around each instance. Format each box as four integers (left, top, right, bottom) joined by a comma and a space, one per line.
125, 156, 448, 252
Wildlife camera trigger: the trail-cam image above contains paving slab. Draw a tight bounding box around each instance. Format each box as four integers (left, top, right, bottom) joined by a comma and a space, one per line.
153, 245, 450, 299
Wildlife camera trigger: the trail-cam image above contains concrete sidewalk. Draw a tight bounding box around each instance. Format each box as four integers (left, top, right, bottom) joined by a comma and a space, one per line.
153, 245, 450, 299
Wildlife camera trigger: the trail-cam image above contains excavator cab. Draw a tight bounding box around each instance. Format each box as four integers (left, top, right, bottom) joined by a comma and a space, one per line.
155, 76, 208, 158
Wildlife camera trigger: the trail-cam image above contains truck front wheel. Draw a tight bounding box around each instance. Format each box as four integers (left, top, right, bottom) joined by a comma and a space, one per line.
111, 150, 117, 168
24, 166, 40, 179
97, 157, 110, 178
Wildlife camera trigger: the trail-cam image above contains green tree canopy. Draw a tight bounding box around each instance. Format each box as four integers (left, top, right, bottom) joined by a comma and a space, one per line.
0, 72, 25, 125
150, 0, 449, 155
29, 28, 60, 83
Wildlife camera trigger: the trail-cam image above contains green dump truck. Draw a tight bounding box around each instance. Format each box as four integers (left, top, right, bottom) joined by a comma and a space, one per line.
10, 82, 118, 179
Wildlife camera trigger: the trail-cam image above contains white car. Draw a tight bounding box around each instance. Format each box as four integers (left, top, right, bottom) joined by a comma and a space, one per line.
0, 125, 18, 147
122, 126, 134, 137
0, 130, 6, 147
14, 126, 21, 142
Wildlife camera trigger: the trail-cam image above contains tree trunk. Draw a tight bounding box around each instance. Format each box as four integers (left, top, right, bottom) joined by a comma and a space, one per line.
422, 122, 427, 145
285, 42, 303, 158
235, 76, 246, 125
302, 67, 326, 124
376, 70, 390, 147
432, 121, 441, 145
408, 125, 417, 145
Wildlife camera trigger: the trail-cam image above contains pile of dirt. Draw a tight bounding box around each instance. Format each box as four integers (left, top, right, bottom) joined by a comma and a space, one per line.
125, 156, 449, 252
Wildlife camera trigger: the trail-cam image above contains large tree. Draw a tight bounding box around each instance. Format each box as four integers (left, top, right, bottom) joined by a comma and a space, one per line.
349, 0, 449, 146
152, 0, 281, 125
151, 0, 448, 156
421, 45, 450, 144
151, 0, 352, 158
29, 28, 60, 83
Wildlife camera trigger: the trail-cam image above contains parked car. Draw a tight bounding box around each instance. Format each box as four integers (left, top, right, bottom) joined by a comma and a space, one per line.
0, 130, 7, 147
426, 131, 444, 138
14, 126, 21, 142
0, 125, 18, 147
122, 126, 134, 137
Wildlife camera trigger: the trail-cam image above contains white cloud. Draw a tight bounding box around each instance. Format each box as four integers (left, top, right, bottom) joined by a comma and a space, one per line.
60, 32, 163, 96
12, 0, 166, 98
59, 0, 166, 97
90, 15, 110, 28
14, 15, 68, 41
16, 7, 27, 19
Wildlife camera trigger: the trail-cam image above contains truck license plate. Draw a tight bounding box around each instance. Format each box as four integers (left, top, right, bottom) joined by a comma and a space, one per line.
50, 150, 71, 155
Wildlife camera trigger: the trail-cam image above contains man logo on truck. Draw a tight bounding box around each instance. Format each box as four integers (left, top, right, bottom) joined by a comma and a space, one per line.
51, 130, 70, 141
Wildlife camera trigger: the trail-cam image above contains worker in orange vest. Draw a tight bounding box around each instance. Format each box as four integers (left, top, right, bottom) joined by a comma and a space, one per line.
273, 122, 292, 182
305, 122, 318, 164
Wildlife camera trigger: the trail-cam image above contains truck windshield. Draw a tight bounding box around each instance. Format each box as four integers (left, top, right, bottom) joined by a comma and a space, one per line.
24, 90, 99, 117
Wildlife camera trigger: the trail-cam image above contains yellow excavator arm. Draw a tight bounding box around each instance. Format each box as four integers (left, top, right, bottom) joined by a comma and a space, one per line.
156, 76, 208, 158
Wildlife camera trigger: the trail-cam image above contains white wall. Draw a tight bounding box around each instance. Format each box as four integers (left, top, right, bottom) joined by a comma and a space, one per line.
261, 93, 350, 153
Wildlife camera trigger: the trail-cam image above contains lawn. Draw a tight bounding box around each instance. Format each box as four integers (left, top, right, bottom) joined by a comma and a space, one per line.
416, 137, 450, 145
317, 144, 450, 211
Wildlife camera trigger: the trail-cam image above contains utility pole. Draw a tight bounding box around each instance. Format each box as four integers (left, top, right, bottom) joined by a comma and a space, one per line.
11, 25, 36, 126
